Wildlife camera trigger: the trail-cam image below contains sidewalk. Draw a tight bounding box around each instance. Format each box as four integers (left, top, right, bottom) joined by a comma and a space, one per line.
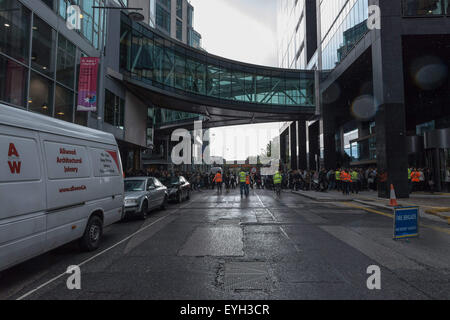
292, 189, 450, 225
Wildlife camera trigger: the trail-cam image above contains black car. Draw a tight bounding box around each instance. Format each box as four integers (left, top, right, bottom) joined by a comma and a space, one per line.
160, 176, 191, 203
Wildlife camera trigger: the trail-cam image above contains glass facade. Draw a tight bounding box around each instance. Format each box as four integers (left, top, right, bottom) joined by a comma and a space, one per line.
0, 0, 89, 126
40, 0, 105, 49
321, 0, 369, 70
120, 13, 315, 108
402, 0, 449, 16
277, 0, 307, 69
156, 2, 171, 34
176, 19, 182, 41
104, 89, 125, 129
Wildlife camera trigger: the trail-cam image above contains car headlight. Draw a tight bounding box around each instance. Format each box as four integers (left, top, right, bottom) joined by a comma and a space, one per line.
169, 188, 178, 195
125, 199, 139, 207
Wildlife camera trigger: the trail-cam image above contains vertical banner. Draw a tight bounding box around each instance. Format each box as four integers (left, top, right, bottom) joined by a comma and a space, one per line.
77, 57, 99, 112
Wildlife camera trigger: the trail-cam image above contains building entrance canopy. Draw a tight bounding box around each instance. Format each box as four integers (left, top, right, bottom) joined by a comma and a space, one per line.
119, 13, 316, 126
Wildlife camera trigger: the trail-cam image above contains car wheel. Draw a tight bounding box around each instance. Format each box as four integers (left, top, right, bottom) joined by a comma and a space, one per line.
140, 200, 148, 220
186, 190, 190, 200
160, 195, 168, 210
177, 192, 183, 203
79, 215, 103, 251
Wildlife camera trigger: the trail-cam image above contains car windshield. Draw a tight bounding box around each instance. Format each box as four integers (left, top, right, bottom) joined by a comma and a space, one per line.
124, 180, 146, 192
161, 177, 179, 186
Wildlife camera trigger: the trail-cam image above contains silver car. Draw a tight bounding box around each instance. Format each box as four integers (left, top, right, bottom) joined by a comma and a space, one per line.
124, 177, 168, 219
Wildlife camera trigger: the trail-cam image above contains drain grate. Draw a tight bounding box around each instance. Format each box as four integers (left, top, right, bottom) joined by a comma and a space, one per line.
223, 262, 270, 291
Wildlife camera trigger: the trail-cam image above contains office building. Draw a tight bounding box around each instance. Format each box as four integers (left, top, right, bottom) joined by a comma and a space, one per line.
277, 0, 450, 197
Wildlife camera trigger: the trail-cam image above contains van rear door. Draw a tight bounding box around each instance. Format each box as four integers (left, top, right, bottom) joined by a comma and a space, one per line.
0, 125, 46, 271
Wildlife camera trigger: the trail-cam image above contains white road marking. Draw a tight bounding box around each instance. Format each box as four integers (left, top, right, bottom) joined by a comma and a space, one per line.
17, 200, 194, 300
255, 190, 301, 253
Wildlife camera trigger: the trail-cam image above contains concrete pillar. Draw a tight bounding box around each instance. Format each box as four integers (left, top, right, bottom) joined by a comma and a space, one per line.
322, 104, 337, 170
372, 0, 409, 198
289, 122, 298, 170
308, 121, 320, 171
298, 121, 308, 170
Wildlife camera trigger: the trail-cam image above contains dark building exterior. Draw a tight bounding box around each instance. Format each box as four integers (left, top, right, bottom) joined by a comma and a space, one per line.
278, 0, 450, 197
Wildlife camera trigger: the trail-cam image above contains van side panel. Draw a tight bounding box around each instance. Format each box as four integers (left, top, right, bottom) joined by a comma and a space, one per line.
0, 125, 46, 271
40, 133, 124, 249
88, 146, 124, 226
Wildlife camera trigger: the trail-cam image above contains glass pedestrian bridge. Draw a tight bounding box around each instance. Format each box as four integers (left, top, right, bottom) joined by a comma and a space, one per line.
119, 13, 316, 123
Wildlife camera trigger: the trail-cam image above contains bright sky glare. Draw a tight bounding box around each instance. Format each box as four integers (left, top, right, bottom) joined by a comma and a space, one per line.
189, 0, 283, 160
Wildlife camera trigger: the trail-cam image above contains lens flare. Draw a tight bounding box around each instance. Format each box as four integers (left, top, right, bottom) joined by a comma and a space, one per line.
351, 95, 377, 120
411, 56, 448, 90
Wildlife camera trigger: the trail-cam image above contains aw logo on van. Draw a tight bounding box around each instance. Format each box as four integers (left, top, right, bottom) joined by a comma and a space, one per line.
8, 143, 21, 174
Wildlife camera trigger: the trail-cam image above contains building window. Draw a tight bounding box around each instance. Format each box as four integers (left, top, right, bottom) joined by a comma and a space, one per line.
177, 0, 183, 18
157, 0, 171, 10
187, 5, 193, 27
55, 84, 74, 122
74, 94, 88, 126
156, 4, 171, 33
31, 16, 57, 77
176, 19, 183, 41
0, 0, 31, 64
402, 0, 445, 16
0, 54, 28, 107
104, 89, 125, 129
57, 35, 76, 89
28, 71, 53, 117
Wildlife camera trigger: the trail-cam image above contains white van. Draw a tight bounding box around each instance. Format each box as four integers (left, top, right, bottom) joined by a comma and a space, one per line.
0, 104, 124, 272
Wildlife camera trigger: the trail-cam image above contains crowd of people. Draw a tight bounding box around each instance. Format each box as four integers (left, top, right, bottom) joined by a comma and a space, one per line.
125, 166, 437, 195
285, 167, 436, 195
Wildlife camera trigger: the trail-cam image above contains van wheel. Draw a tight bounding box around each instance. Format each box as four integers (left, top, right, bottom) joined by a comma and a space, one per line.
140, 201, 148, 220
79, 215, 103, 251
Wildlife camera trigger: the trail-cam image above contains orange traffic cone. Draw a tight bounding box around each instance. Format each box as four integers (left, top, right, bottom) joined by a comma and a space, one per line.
389, 184, 398, 207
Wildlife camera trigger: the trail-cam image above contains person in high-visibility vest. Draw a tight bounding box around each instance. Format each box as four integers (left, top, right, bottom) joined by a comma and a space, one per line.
341, 169, 351, 195
408, 168, 412, 194
411, 168, 420, 192
274, 171, 282, 195
245, 173, 251, 197
239, 170, 247, 197
351, 170, 359, 194
335, 169, 341, 191
213, 171, 223, 193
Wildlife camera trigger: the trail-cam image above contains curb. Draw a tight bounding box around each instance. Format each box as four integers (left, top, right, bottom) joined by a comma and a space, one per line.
291, 191, 350, 202
425, 208, 450, 225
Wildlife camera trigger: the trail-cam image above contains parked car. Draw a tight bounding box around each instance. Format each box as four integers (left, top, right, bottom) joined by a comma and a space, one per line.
161, 176, 191, 203
0, 104, 124, 272
124, 177, 168, 219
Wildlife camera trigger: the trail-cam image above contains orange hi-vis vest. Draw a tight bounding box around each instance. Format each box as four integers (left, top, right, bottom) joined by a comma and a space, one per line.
246, 176, 250, 185
341, 171, 352, 182
214, 173, 222, 183
411, 171, 420, 183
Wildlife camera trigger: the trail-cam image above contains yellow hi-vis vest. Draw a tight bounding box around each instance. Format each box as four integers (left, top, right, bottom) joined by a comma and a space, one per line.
335, 171, 341, 181
351, 171, 358, 181
408, 168, 412, 180
274, 172, 282, 184
239, 171, 246, 183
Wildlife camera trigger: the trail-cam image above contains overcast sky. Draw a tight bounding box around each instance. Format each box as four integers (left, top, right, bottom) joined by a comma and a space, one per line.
189, 0, 281, 160
189, 0, 278, 67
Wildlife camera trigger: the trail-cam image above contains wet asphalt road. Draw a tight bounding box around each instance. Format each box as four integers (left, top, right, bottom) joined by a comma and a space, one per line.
1, 188, 449, 300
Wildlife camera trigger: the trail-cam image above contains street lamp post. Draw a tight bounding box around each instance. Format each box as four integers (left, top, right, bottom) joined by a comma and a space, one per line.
92, 4, 144, 130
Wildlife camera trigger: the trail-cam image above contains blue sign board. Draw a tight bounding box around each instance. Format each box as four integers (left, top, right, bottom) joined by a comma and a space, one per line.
393, 207, 419, 239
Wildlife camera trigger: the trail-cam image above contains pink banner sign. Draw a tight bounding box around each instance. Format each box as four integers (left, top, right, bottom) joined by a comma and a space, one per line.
77, 57, 99, 112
